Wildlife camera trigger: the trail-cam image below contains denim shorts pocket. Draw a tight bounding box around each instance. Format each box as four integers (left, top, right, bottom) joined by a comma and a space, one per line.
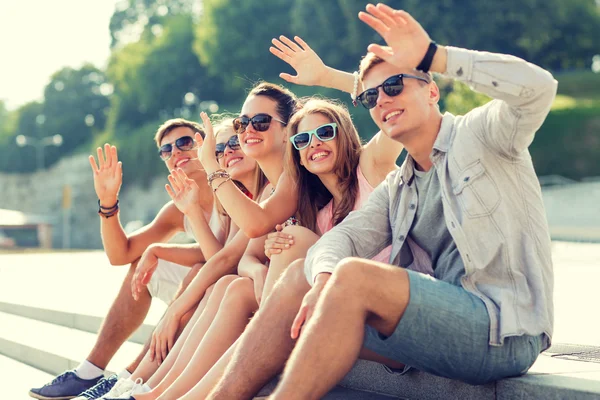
453, 160, 500, 218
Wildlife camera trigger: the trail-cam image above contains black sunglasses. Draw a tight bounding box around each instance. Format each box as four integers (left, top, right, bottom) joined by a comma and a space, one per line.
233, 113, 287, 134
158, 135, 195, 160
215, 135, 241, 159
356, 74, 430, 110
290, 123, 337, 150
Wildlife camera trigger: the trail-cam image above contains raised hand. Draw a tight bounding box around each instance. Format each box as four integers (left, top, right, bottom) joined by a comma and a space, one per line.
89, 143, 122, 205
359, 3, 431, 70
196, 112, 220, 174
165, 168, 201, 215
270, 36, 328, 86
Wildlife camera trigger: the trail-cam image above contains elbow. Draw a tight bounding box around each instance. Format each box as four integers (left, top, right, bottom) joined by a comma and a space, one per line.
243, 225, 270, 239
106, 255, 127, 266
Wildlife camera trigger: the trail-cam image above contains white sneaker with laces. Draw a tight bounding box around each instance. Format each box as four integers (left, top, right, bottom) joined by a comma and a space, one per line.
98, 377, 134, 399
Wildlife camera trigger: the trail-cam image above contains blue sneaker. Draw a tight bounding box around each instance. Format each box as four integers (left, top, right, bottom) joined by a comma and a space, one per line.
29, 370, 102, 400
72, 374, 118, 399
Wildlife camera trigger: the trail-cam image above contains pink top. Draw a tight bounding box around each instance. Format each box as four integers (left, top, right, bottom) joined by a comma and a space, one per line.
316, 165, 392, 263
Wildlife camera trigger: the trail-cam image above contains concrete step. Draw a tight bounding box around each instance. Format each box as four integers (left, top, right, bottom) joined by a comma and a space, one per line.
1, 354, 54, 399
0, 311, 142, 378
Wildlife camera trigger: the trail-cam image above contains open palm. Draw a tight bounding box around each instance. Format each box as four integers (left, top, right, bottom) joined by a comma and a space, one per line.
270, 36, 328, 86
166, 168, 201, 215
89, 144, 122, 204
359, 4, 431, 70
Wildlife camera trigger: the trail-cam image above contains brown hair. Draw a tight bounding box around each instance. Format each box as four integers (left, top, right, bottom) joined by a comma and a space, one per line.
212, 117, 268, 238
359, 47, 433, 83
247, 82, 298, 124
154, 118, 205, 147
286, 97, 363, 233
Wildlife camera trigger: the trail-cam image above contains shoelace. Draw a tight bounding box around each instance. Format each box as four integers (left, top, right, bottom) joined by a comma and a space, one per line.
105, 379, 130, 397
46, 372, 73, 387
80, 376, 115, 398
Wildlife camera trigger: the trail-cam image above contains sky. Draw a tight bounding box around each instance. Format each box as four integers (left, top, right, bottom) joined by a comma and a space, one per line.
0, 0, 119, 110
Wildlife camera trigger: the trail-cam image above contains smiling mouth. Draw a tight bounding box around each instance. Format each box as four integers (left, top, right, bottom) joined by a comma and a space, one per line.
245, 138, 263, 144
384, 110, 404, 122
310, 151, 330, 161
175, 158, 190, 167
227, 157, 242, 167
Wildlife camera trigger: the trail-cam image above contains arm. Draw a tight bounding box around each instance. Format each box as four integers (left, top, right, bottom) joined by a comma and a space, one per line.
146, 242, 206, 267
168, 228, 250, 317
166, 168, 223, 259
238, 236, 269, 305
359, 131, 403, 187
305, 175, 393, 284
440, 46, 557, 158
89, 144, 182, 266
360, 4, 557, 159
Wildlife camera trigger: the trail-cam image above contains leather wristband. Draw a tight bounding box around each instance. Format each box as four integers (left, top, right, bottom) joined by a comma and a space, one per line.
416, 41, 438, 73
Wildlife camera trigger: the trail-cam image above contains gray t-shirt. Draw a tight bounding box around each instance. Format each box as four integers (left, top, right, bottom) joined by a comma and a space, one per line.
409, 167, 465, 286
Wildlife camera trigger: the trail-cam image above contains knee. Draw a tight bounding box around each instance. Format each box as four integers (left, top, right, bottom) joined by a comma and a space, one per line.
331, 257, 369, 290
213, 274, 240, 293
276, 259, 309, 295
222, 277, 256, 306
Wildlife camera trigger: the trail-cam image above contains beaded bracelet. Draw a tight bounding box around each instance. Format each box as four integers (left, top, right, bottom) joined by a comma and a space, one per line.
98, 207, 119, 218
350, 71, 359, 107
207, 169, 230, 187
98, 199, 119, 210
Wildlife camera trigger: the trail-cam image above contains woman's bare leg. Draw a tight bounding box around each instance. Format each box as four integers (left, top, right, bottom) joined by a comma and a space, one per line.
263, 226, 319, 301
150, 278, 258, 400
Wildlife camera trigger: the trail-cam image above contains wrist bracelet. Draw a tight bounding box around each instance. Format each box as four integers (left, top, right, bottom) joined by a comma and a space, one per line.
98, 207, 119, 218
98, 199, 119, 210
416, 41, 438, 73
213, 177, 232, 193
350, 71, 359, 107
208, 170, 231, 187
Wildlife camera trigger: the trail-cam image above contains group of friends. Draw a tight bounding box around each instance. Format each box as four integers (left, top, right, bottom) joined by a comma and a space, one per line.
30, 4, 557, 400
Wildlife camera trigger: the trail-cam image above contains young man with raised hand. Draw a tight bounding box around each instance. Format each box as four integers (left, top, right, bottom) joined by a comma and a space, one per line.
207, 3, 556, 399
30, 119, 222, 400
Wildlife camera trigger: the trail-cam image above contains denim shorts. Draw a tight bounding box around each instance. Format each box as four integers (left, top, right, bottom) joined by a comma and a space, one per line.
363, 269, 544, 385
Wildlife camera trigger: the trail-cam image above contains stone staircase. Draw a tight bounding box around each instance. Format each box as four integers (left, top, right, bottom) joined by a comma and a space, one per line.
2, 248, 600, 399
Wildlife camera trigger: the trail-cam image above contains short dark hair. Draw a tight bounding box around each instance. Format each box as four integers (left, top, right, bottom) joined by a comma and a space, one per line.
247, 82, 298, 124
154, 118, 205, 147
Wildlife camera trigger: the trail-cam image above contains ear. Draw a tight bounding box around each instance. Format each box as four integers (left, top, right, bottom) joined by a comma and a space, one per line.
428, 81, 441, 105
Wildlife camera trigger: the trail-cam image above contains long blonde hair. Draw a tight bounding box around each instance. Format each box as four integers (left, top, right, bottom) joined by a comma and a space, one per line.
286, 98, 363, 233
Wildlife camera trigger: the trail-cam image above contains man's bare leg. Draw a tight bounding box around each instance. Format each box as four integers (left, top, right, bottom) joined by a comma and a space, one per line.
206, 260, 311, 400
271, 258, 410, 400
85, 259, 152, 370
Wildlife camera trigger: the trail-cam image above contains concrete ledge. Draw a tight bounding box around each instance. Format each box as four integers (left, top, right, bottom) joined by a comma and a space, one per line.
0, 301, 153, 345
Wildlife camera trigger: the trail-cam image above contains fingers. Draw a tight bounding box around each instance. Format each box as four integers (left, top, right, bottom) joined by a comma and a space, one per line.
359, 10, 390, 38
149, 335, 156, 362
279, 73, 298, 84
168, 174, 183, 194
167, 334, 174, 355
279, 35, 303, 53
104, 144, 112, 168
199, 112, 214, 141
161, 338, 167, 364
271, 38, 296, 57
367, 44, 394, 62
291, 306, 307, 340
294, 36, 311, 52
270, 47, 293, 65
165, 183, 176, 200
367, 3, 396, 28
194, 132, 204, 146
96, 147, 106, 169
275, 224, 284, 232
88, 155, 99, 173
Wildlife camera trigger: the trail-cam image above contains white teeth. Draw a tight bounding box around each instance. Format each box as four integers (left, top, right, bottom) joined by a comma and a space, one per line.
227, 158, 242, 167
245, 138, 262, 144
384, 110, 403, 122
311, 151, 329, 161
176, 159, 189, 167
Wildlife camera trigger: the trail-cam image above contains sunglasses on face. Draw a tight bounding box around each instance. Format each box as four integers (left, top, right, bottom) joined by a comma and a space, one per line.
233, 113, 287, 135
356, 74, 430, 110
158, 135, 195, 160
215, 135, 241, 159
290, 123, 337, 150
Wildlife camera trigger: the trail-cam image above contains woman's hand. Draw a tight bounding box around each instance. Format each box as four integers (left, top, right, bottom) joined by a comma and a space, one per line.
264, 224, 294, 258
149, 307, 181, 364
89, 144, 122, 206
270, 36, 329, 87
166, 168, 202, 216
195, 112, 221, 175
359, 4, 431, 71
